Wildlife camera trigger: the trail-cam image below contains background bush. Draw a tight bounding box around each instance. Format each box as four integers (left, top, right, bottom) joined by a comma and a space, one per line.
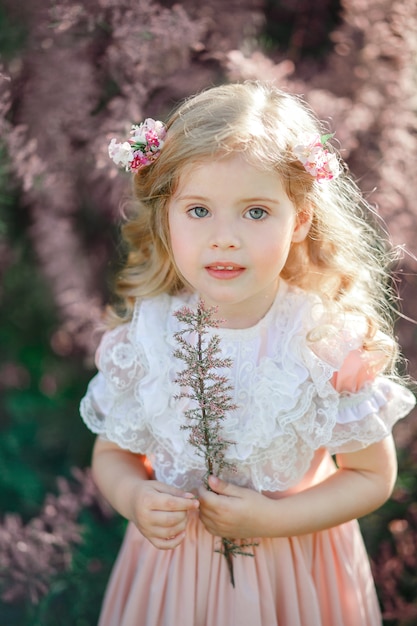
0, 0, 416, 623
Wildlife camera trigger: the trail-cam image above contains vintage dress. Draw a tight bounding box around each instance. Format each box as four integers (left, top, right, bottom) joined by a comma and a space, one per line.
80, 281, 415, 626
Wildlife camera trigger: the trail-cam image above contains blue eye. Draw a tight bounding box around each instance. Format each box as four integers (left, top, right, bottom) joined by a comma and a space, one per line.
189, 206, 209, 218
247, 207, 267, 220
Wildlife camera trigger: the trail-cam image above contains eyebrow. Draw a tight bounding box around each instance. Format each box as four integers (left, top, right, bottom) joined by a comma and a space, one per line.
175, 194, 281, 205
241, 197, 281, 205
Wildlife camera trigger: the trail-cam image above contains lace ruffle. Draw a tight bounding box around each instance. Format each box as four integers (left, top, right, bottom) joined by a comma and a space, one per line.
80, 286, 416, 492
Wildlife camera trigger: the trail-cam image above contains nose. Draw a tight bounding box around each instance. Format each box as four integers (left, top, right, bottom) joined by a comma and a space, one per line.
209, 215, 240, 249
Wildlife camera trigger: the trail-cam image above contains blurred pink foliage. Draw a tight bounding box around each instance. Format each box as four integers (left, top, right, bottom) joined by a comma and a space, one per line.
372, 489, 417, 622
0, 468, 112, 604
1, 0, 417, 615
1, 0, 416, 362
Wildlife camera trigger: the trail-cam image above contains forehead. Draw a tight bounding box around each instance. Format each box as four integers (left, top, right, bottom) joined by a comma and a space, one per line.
173, 153, 286, 198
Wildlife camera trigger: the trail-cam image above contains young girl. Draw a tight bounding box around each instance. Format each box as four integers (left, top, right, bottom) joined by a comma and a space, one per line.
80, 81, 415, 626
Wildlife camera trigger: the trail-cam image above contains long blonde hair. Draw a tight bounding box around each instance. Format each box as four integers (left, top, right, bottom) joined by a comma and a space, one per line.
109, 81, 401, 372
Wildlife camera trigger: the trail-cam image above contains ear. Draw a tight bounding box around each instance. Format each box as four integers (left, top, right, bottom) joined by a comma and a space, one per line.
291, 206, 312, 243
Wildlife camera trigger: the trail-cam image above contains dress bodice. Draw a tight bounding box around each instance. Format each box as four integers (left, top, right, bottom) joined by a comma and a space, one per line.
80, 283, 415, 492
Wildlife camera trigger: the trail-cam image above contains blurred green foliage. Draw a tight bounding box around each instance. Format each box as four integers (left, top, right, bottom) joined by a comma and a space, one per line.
0, 152, 93, 516
262, 0, 342, 58
0, 0, 416, 622
0, 144, 124, 623
0, 2, 27, 60
0, 9, 125, 620
1, 511, 126, 626
25, 511, 126, 626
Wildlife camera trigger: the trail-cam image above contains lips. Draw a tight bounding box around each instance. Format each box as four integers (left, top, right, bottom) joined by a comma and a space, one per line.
205, 262, 245, 279
206, 262, 243, 270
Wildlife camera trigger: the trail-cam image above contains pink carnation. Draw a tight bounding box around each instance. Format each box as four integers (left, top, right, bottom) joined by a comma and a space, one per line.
293, 133, 340, 182
108, 118, 167, 172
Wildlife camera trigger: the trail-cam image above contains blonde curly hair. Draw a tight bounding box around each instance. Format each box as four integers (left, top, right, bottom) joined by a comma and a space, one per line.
109, 81, 401, 373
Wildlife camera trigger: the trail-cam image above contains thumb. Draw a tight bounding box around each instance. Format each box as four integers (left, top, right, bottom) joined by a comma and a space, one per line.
208, 475, 239, 497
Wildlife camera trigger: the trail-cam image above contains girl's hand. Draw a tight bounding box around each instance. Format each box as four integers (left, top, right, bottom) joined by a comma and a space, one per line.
132, 480, 199, 550
198, 475, 270, 538
91, 437, 200, 551
199, 437, 398, 541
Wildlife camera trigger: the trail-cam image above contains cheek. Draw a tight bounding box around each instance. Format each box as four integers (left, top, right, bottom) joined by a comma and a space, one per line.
168, 225, 192, 274
169, 234, 183, 268
168, 212, 181, 254
258, 238, 293, 272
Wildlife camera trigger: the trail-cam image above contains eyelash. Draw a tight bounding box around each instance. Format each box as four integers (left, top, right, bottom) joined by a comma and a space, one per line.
187, 207, 268, 220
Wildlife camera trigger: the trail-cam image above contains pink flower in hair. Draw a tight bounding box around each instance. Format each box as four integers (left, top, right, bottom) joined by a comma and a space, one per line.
108, 118, 167, 172
293, 133, 340, 182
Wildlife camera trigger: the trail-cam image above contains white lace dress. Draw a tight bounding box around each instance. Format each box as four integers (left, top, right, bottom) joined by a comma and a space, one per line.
80, 281, 415, 626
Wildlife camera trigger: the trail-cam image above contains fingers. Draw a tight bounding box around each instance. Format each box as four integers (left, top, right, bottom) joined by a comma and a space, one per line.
150, 530, 187, 550
146, 512, 188, 549
197, 481, 230, 537
137, 482, 198, 516
151, 508, 189, 532
198, 478, 231, 506
141, 507, 191, 550
206, 475, 240, 497
133, 481, 199, 549
155, 481, 195, 500
152, 482, 199, 512
198, 477, 256, 538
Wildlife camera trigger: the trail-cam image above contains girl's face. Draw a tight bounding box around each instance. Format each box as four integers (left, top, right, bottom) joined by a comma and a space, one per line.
168, 154, 311, 328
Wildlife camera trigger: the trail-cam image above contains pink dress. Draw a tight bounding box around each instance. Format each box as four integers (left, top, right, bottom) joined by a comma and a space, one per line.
80, 282, 415, 626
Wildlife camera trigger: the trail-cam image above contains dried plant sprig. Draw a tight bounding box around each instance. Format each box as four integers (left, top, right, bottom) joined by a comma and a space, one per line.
173, 305, 237, 482
173, 300, 257, 587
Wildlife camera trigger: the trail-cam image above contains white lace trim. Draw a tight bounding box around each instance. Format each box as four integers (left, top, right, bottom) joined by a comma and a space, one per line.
80, 286, 416, 491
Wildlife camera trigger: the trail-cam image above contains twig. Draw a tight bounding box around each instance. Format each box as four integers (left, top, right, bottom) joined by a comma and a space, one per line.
173, 300, 257, 587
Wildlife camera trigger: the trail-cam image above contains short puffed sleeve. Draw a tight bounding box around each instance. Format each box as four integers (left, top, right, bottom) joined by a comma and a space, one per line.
79, 321, 153, 452
324, 341, 415, 455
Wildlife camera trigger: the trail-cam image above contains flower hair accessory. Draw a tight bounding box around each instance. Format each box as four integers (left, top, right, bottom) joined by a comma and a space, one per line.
292, 133, 340, 182
108, 118, 167, 172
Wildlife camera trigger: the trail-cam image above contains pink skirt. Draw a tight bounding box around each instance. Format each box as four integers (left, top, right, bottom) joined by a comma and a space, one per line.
98, 512, 381, 626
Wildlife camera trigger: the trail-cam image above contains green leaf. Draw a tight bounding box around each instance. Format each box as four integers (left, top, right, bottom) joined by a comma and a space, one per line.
320, 133, 335, 145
